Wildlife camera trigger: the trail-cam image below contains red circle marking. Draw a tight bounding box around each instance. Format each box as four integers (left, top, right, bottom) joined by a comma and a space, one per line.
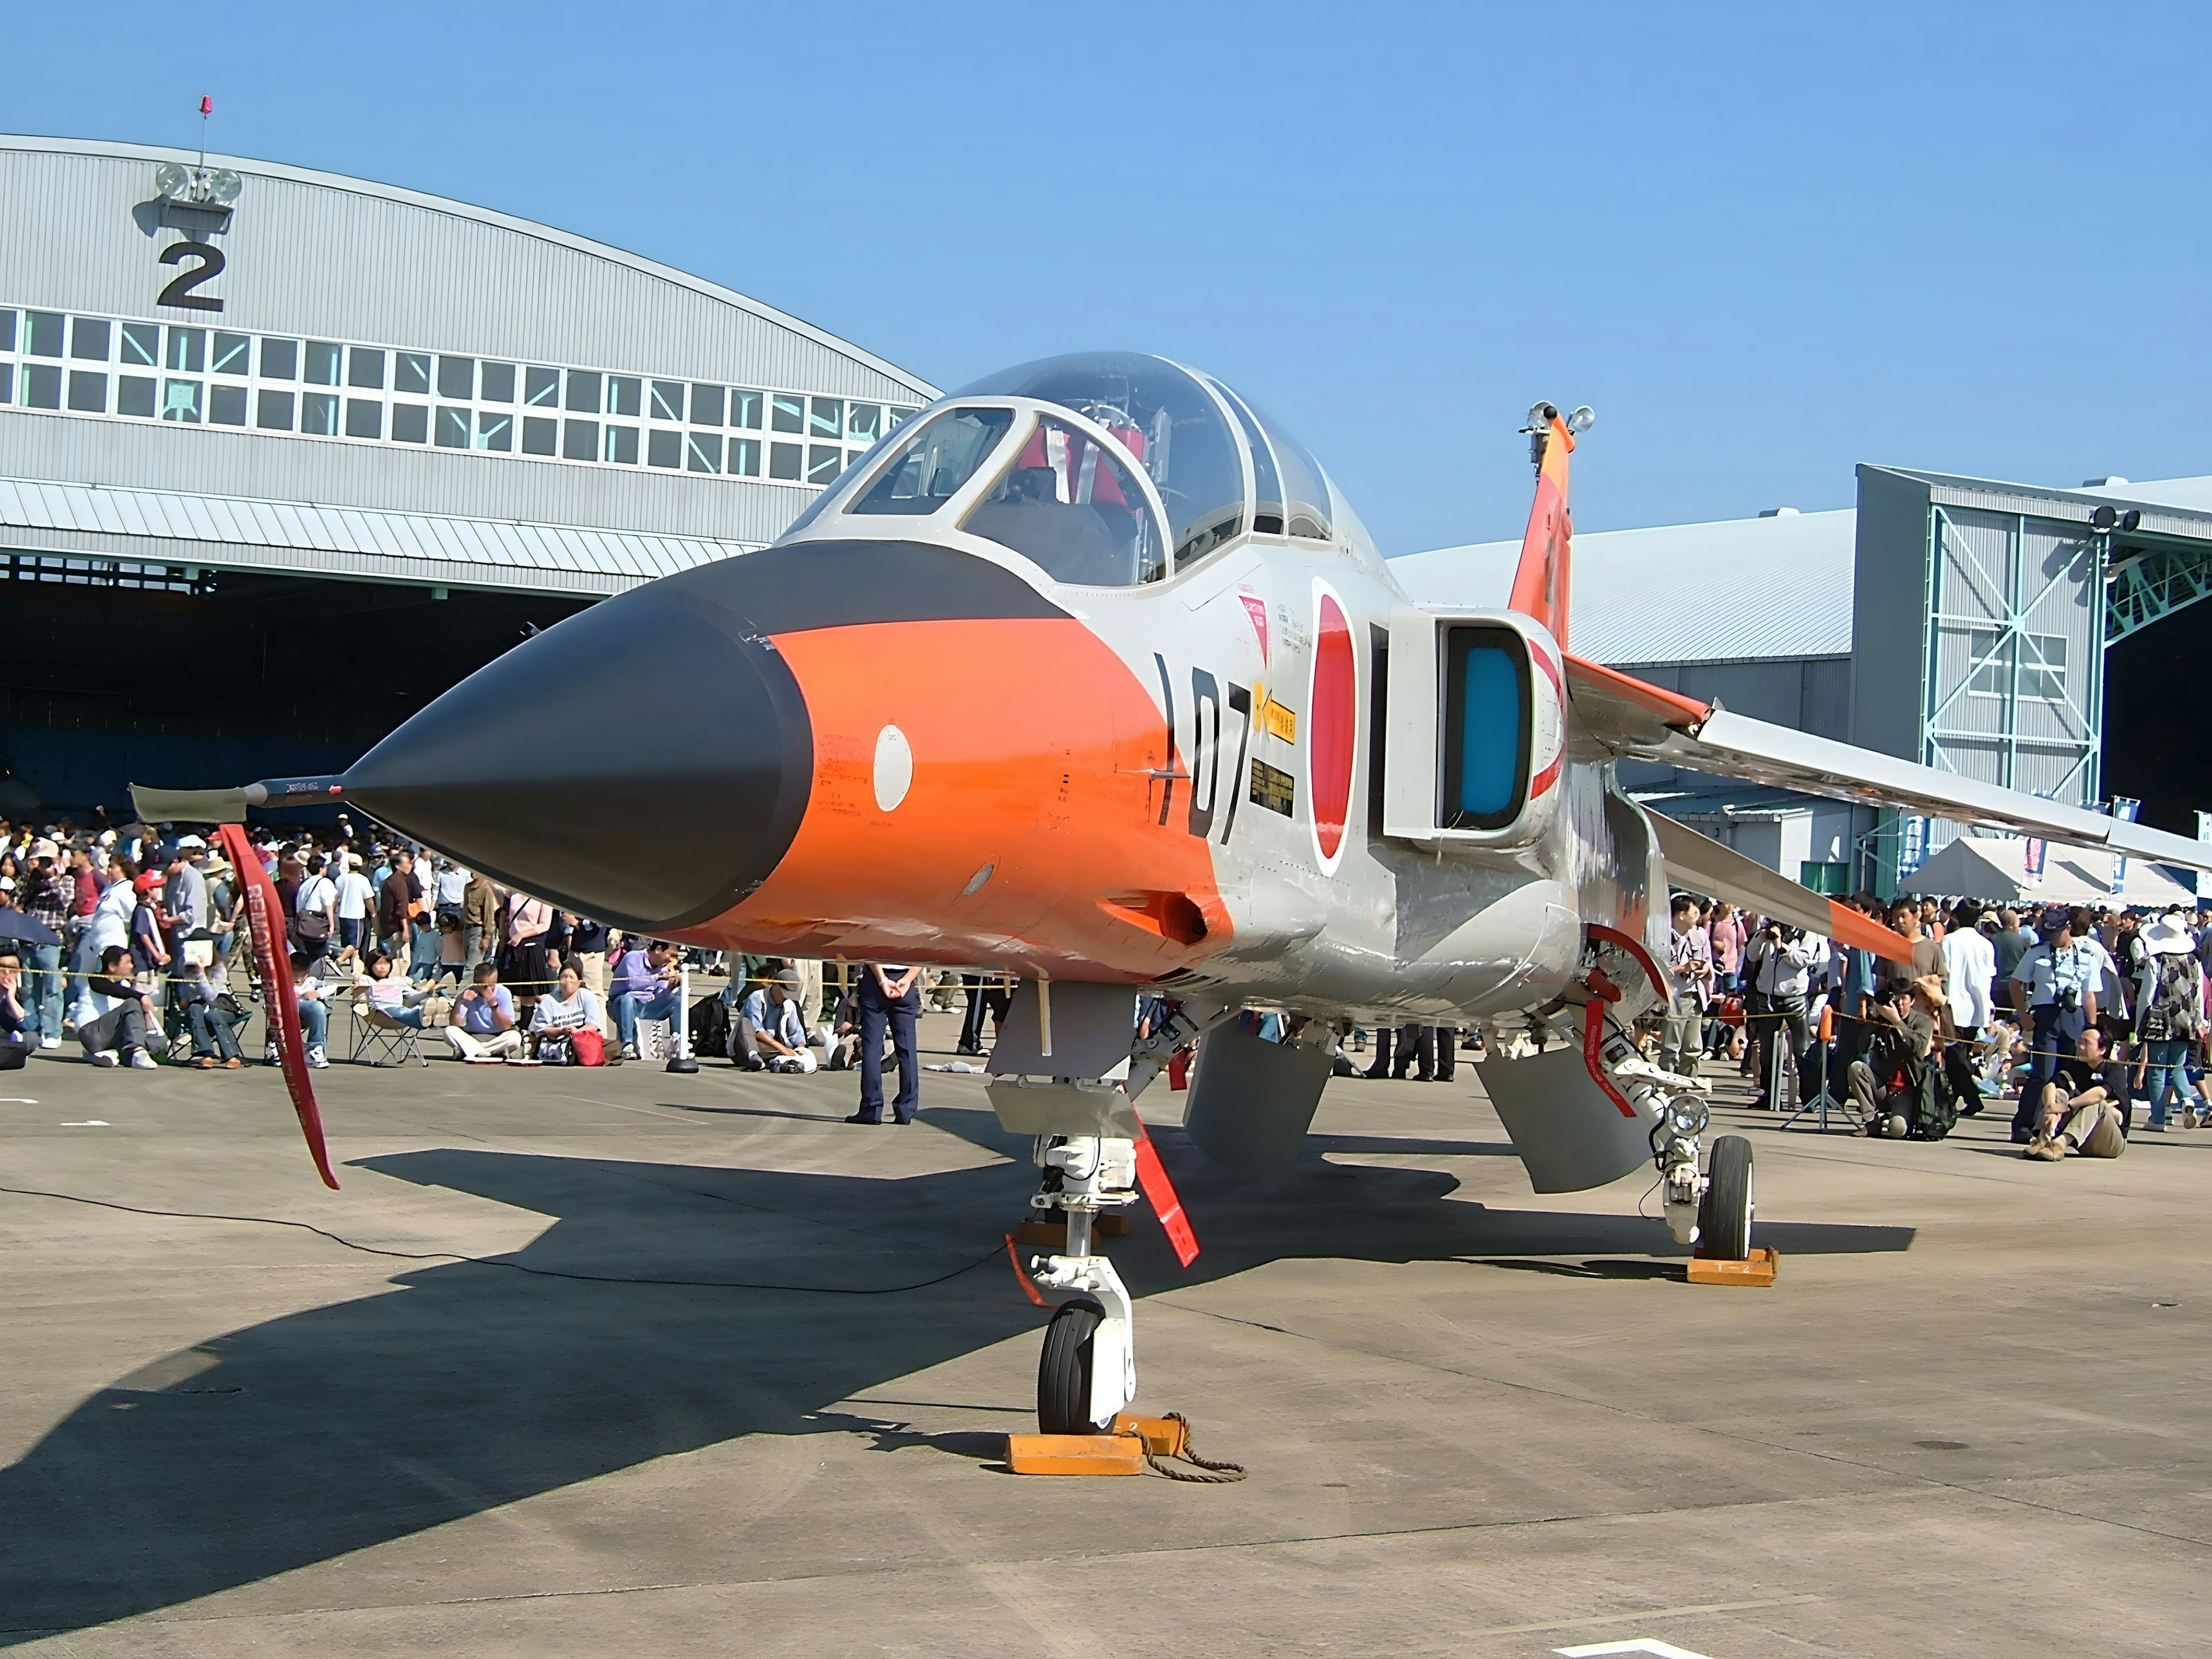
1310, 592, 1355, 862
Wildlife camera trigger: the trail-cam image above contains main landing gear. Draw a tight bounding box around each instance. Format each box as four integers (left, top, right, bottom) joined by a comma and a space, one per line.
1028, 1135, 1142, 1434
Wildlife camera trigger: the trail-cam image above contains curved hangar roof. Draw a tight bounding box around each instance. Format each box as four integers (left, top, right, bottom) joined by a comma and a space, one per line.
0, 133, 938, 588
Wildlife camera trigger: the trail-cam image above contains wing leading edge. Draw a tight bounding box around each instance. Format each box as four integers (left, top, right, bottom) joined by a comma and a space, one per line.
1565, 655, 2212, 877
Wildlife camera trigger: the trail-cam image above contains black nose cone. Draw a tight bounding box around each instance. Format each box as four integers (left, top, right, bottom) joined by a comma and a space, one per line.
344, 575, 810, 932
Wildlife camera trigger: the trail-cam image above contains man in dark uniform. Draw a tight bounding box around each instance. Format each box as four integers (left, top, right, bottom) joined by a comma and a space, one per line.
847, 961, 922, 1124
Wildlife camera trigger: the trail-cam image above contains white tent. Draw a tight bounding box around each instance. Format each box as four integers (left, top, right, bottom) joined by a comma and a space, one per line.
1909, 835, 2196, 909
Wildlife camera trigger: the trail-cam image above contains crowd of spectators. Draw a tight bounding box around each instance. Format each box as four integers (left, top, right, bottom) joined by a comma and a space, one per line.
1661, 891, 2212, 1160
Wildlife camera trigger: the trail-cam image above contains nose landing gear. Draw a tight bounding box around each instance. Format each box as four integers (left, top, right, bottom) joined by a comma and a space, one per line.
1027, 1135, 1141, 1433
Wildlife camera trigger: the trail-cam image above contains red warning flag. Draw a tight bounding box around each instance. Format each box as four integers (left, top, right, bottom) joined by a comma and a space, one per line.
1129, 1109, 1198, 1267
216, 823, 339, 1188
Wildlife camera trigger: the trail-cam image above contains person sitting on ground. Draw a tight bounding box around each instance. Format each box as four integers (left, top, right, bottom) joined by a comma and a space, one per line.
173, 958, 248, 1069
0, 948, 31, 1070
1847, 978, 1941, 1138
288, 950, 335, 1069
77, 944, 159, 1069
611, 939, 681, 1060
735, 976, 816, 1072
530, 964, 603, 1056
445, 961, 522, 1062
2025, 1025, 2129, 1161
357, 950, 435, 1028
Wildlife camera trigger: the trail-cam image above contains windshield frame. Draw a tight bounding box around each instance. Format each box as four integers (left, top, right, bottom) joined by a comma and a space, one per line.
957, 402, 1175, 590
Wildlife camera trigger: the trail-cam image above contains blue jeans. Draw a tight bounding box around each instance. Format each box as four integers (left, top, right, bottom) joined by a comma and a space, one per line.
2016, 1005, 2074, 1139
297, 998, 329, 1050
857, 978, 920, 1121
25, 941, 63, 1040
615, 988, 679, 1048
2139, 1037, 2191, 1128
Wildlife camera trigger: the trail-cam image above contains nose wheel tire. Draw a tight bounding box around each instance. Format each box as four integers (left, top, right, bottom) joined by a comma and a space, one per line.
1695, 1134, 1754, 1260
1037, 1296, 1106, 1434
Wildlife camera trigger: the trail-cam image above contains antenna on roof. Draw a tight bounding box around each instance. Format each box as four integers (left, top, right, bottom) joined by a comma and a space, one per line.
197, 95, 213, 169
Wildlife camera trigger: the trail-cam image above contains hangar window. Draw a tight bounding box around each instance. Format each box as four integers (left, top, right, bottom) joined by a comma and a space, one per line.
436, 407, 469, 448
22, 365, 60, 408
566, 370, 600, 413
607, 376, 641, 418
732, 389, 762, 429
118, 376, 155, 417
437, 355, 474, 399
0, 365, 10, 403
212, 332, 251, 376
691, 384, 725, 426
392, 402, 429, 444
166, 329, 205, 373
160, 378, 200, 422
257, 389, 293, 430
68, 371, 107, 413
521, 415, 556, 454
120, 323, 160, 368
524, 366, 559, 407
476, 412, 512, 451
25, 311, 62, 357
729, 436, 760, 476
302, 391, 338, 434
810, 398, 842, 441
770, 441, 802, 480
650, 379, 684, 422
479, 361, 516, 402
259, 337, 296, 378
396, 352, 431, 395
648, 429, 681, 468
961, 414, 1165, 586
305, 342, 342, 385
71, 317, 110, 361
847, 403, 880, 443
772, 393, 804, 434
344, 397, 383, 439
0, 310, 12, 351
604, 425, 638, 464
347, 347, 385, 390
209, 384, 247, 426
563, 418, 598, 460
807, 444, 843, 485
687, 433, 722, 473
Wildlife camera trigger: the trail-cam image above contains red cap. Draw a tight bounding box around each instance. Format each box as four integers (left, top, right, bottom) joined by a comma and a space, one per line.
134, 872, 161, 893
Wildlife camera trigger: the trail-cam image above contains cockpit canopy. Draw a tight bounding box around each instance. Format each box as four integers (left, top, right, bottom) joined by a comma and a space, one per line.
780, 351, 1351, 589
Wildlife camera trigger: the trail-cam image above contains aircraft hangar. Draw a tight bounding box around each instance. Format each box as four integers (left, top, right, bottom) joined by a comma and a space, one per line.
1395, 465, 2212, 897
0, 132, 936, 819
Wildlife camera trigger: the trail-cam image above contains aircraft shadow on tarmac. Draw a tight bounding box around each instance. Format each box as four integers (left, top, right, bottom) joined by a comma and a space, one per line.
0, 1106, 1912, 1642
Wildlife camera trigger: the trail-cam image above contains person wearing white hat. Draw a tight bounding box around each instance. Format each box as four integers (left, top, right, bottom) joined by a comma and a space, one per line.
2132, 913, 2206, 1131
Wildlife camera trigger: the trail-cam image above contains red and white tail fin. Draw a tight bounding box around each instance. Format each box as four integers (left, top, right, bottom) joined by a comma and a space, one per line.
1506, 402, 1589, 650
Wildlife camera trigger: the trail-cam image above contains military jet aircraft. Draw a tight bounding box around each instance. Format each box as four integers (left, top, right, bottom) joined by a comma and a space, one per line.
138, 350, 2212, 1437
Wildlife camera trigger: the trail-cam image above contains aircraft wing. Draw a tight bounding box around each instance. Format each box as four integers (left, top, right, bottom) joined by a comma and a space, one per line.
1566, 653, 2212, 876
1647, 810, 1907, 957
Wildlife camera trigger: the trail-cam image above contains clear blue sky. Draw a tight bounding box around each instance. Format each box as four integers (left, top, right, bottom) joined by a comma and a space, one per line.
12, 2, 2209, 554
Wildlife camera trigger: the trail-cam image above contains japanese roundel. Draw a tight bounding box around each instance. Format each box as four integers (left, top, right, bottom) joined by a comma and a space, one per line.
1308, 584, 1355, 870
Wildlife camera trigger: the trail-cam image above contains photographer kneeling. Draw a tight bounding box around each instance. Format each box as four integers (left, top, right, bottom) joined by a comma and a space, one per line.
1847, 978, 1944, 1138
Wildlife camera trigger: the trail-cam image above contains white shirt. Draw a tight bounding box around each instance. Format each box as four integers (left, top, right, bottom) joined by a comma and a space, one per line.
1938, 925, 1995, 1029
89, 878, 136, 953
532, 986, 603, 1031
334, 870, 373, 921
1747, 930, 1825, 997
297, 874, 336, 917
435, 866, 469, 907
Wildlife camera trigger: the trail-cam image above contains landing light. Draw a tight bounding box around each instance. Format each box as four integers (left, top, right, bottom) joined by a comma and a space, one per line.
1668, 1098, 1710, 1138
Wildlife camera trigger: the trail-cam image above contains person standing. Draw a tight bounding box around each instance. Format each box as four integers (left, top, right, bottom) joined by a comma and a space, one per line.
2010, 911, 2099, 1144
560, 911, 613, 1036
461, 866, 498, 974
376, 850, 417, 968
1937, 900, 1996, 1117
332, 853, 373, 957
2131, 913, 2205, 1131
1661, 895, 1712, 1078
1743, 919, 1824, 1109
21, 849, 71, 1048
847, 961, 922, 1124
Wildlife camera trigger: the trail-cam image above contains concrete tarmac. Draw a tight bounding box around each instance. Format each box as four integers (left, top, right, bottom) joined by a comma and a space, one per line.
0, 1018, 2205, 1657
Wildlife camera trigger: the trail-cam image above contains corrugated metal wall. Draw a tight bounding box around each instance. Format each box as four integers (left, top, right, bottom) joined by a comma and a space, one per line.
0, 138, 934, 544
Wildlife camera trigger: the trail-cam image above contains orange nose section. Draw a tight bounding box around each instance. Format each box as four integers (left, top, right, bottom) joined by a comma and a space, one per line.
691, 615, 1230, 979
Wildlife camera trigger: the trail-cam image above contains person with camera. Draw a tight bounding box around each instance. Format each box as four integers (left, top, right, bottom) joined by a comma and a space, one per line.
1660, 894, 1713, 1078
2009, 909, 2100, 1144
1846, 976, 1943, 1138
1744, 915, 1826, 1109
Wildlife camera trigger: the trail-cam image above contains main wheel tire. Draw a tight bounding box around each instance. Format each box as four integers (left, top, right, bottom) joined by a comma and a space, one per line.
1037, 1297, 1105, 1434
1695, 1134, 1754, 1260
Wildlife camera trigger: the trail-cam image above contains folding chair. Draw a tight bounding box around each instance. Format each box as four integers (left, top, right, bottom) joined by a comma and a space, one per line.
349, 999, 431, 1067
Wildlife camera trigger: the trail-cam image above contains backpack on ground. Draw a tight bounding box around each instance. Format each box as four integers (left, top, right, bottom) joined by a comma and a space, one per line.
690, 994, 730, 1062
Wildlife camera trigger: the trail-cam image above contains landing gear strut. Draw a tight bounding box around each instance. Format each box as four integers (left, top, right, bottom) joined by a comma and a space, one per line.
1028, 1135, 1141, 1432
